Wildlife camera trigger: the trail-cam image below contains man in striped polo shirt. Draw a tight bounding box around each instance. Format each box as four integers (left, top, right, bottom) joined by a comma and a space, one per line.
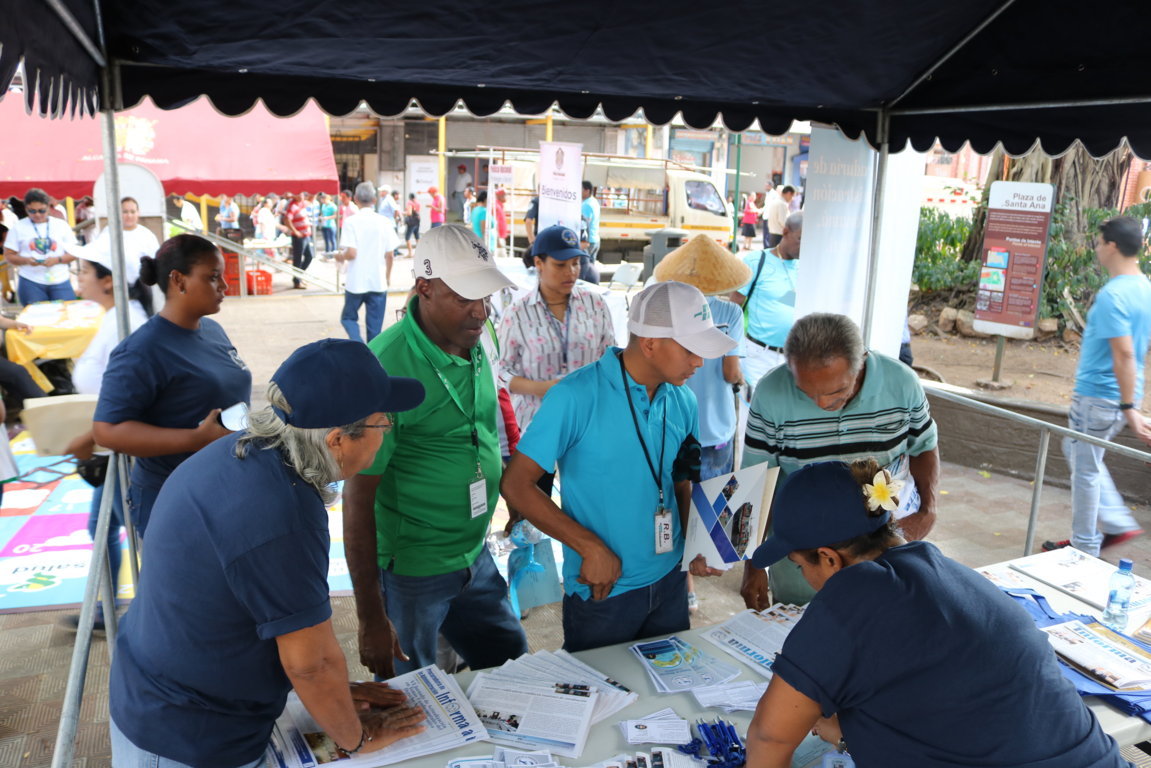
740, 313, 940, 606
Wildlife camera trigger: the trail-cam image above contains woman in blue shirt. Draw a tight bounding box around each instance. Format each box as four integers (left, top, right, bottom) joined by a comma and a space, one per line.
745, 459, 1130, 768
93, 234, 252, 536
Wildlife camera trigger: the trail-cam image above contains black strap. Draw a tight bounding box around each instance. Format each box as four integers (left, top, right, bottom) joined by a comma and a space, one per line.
619, 355, 667, 506
743, 249, 768, 315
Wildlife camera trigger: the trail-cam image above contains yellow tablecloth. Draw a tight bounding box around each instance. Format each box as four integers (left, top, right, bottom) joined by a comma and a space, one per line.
6, 300, 103, 392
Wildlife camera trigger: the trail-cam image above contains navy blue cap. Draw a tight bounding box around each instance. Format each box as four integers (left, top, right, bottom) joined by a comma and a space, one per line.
270, 339, 425, 428
749, 462, 891, 568
531, 225, 586, 261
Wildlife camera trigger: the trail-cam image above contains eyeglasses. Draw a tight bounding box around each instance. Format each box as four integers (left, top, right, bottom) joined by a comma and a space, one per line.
361, 413, 396, 431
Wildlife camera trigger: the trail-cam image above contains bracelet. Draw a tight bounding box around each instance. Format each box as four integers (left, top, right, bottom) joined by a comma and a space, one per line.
836, 737, 848, 754
343, 727, 372, 755
1119, 403, 1135, 411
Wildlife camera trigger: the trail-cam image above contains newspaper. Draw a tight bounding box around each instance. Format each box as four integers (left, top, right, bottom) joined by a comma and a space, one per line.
1009, 547, 1151, 619
265, 665, 487, 767
682, 462, 778, 571
630, 636, 742, 693
699, 605, 806, 678
466, 674, 599, 758
1042, 620, 1151, 691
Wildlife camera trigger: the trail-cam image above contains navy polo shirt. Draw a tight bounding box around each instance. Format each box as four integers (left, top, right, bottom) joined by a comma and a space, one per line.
94, 315, 252, 491
109, 433, 332, 768
774, 541, 1127, 768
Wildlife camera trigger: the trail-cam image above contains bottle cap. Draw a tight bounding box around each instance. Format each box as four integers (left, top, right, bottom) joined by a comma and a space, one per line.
1120, 558, 1134, 571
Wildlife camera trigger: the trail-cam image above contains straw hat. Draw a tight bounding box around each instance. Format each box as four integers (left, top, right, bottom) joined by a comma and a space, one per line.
653, 234, 752, 295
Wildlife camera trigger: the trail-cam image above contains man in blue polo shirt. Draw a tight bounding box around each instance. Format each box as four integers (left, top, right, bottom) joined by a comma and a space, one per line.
502, 281, 736, 651
1044, 216, 1151, 555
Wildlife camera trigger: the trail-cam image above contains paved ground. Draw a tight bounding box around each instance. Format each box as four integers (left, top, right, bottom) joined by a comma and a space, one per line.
3, 278, 1150, 766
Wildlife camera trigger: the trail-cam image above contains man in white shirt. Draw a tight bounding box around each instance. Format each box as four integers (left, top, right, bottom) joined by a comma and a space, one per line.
763, 185, 795, 248
452, 164, 473, 218
336, 182, 398, 343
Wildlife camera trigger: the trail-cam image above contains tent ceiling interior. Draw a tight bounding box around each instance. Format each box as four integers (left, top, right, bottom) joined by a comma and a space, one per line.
5, 0, 1151, 158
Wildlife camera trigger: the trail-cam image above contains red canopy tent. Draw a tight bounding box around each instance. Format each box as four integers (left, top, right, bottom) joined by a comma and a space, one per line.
0, 97, 338, 199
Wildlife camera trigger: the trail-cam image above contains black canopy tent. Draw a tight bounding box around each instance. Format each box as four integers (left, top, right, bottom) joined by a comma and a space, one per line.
7, 3, 1151, 764
8, 0, 1151, 158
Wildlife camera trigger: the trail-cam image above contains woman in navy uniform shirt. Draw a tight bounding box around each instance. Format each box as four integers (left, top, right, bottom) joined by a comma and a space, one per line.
94, 234, 252, 536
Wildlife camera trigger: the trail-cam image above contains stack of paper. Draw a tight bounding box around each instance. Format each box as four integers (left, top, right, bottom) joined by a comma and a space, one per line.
619, 708, 692, 745
447, 747, 561, 768
1009, 547, 1151, 624
691, 681, 767, 712
577, 747, 703, 768
700, 604, 806, 678
1042, 620, 1151, 691
266, 666, 487, 768
466, 649, 632, 758
472, 649, 638, 725
629, 636, 742, 693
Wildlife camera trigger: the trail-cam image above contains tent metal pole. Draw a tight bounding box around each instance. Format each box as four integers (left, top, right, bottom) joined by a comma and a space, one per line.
860, 110, 890, 347
44, 0, 106, 67
99, 73, 131, 342
51, 456, 119, 768
730, 132, 743, 253
889, 0, 1017, 109
892, 94, 1151, 116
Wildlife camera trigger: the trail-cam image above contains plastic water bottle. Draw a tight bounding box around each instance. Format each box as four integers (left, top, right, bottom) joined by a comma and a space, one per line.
1102, 558, 1135, 633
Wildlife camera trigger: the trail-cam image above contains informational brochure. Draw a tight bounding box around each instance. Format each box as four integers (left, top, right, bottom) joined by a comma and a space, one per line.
1009, 547, 1151, 617
691, 681, 767, 712
700, 605, 806, 678
466, 674, 599, 758
630, 636, 742, 693
619, 708, 692, 745
265, 665, 487, 767
479, 649, 637, 725
1042, 620, 1151, 691
682, 462, 778, 571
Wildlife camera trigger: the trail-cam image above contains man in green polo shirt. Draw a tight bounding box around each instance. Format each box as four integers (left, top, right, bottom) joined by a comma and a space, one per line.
343, 224, 528, 677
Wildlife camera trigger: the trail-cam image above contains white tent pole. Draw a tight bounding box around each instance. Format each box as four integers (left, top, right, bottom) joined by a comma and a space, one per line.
100, 106, 131, 341
860, 109, 890, 348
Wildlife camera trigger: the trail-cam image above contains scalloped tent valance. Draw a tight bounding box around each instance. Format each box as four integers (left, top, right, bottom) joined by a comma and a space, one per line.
5, 0, 1151, 158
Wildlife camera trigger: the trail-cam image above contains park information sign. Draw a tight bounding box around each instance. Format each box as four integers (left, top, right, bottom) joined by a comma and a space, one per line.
973, 181, 1055, 339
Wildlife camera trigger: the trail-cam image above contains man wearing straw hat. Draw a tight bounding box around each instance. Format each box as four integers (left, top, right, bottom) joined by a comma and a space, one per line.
654, 234, 749, 481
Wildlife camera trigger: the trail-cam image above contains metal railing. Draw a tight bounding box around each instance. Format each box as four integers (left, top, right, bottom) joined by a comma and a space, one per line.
923, 380, 1151, 556
169, 219, 341, 294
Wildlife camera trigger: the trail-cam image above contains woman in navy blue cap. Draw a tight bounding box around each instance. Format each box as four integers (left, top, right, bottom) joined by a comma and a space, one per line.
108, 339, 428, 768
745, 458, 1130, 768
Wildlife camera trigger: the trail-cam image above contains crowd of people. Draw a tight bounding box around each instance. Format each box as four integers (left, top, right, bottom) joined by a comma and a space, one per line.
0, 177, 1149, 767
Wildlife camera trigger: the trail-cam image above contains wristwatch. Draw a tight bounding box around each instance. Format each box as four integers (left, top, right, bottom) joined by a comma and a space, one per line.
1119, 403, 1135, 411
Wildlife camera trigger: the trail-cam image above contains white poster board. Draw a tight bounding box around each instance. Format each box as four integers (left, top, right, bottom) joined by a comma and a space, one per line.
793, 126, 925, 357
537, 141, 583, 231
406, 155, 439, 234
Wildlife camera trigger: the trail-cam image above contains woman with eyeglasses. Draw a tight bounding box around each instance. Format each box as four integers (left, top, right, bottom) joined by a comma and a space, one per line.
109, 340, 428, 768
3, 187, 79, 304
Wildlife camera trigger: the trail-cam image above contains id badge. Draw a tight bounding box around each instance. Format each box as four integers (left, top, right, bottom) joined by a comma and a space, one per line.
654, 508, 674, 554
468, 471, 487, 519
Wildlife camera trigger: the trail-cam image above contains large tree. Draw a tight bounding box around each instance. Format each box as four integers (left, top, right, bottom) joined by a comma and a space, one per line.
961, 142, 1132, 262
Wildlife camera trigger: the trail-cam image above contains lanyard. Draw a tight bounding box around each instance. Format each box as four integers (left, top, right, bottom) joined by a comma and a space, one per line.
619, 355, 668, 507
541, 290, 571, 370
419, 343, 481, 450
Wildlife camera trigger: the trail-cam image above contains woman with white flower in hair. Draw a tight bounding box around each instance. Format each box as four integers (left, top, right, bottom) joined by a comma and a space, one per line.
744, 458, 1130, 768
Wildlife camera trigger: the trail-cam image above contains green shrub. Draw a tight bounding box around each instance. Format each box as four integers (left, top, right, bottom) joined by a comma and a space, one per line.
913, 207, 978, 292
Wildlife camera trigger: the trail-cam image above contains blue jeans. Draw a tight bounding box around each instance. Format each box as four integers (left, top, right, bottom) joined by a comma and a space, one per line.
379, 548, 528, 675
127, 483, 161, 539
1062, 394, 1138, 556
562, 565, 689, 652
88, 480, 125, 617
111, 717, 262, 768
18, 279, 76, 305
341, 291, 386, 343
700, 441, 735, 482
321, 226, 337, 252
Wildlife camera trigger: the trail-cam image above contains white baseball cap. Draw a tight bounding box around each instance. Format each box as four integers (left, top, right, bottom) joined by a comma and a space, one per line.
412, 224, 515, 300
627, 281, 738, 359
65, 241, 141, 285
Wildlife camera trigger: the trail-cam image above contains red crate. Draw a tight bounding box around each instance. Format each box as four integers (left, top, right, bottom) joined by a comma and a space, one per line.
224, 275, 241, 297
246, 270, 273, 295
222, 251, 241, 277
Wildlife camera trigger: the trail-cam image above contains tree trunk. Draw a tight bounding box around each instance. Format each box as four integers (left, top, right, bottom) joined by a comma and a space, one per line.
960, 142, 1132, 259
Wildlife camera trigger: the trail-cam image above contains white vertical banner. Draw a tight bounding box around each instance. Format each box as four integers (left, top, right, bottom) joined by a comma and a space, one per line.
537, 141, 583, 231
793, 127, 924, 357
406, 155, 439, 234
